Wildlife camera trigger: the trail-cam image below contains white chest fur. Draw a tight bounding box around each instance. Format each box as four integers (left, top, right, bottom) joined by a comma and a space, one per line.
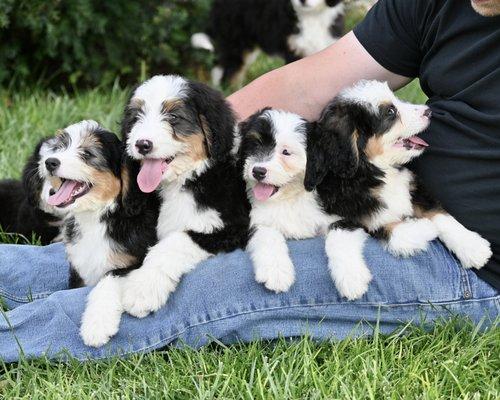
288, 4, 344, 57
250, 190, 338, 239
156, 182, 224, 240
365, 167, 414, 231
65, 212, 117, 286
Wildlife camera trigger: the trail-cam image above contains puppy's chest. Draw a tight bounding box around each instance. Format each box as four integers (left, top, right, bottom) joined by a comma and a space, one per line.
365, 168, 415, 231
64, 215, 119, 286
157, 184, 224, 239
251, 192, 337, 239
288, 8, 341, 56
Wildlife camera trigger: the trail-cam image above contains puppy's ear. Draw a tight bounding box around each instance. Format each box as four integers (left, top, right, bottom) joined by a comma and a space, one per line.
22, 139, 46, 206
189, 81, 236, 162
304, 102, 359, 191
98, 129, 123, 177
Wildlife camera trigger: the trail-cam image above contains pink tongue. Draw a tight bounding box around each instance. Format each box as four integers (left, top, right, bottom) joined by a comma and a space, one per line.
47, 180, 79, 206
253, 183, 276, 201
137, 159, 168, 193
409, 136, 429, 147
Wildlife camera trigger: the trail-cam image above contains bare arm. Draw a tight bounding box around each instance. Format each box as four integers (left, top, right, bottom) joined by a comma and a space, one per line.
227, 31, 411, 121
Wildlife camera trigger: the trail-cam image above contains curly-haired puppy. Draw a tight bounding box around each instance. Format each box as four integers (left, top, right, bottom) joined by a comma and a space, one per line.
0, 139, 66, 244
239, 108, 338, 292
192, 0, 345, 86
305, 80, 492, 299
38, 120, 159, 346
120, 75, 250, 318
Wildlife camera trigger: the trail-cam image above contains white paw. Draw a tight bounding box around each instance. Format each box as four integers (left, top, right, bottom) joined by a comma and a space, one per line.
80, 306, 121, 348
387, 219, 438, 257
453, 231, 492, 269
122, 268, 175, 318
254, 257, 295, 293
331, 262, 372, 300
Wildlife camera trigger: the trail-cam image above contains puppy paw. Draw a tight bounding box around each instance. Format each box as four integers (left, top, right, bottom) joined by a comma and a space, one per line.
255, 257, 295, 293
387, 219, 438, 257
453, 231, 492, 269
80, 307, 121, 348
332, 263, 372, 300
122, 268, 175, 318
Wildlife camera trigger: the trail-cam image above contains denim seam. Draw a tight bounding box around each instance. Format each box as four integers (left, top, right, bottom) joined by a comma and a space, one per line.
0, 288, 52, 303
90, 294, 500, 361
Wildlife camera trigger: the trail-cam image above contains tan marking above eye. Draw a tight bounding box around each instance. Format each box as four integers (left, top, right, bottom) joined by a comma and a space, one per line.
129, 98, 145, 109
161, 99, 184, 114
247, 131, 262, 142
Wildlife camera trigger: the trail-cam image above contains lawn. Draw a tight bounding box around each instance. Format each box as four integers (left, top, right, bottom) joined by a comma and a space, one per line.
0, 66, 499, 398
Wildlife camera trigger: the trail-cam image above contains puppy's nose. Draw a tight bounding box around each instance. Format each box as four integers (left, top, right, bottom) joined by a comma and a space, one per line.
45, 158, 60, 173
252, 166, 267, 181
135, 139, 153, 155
423, 108, 432, 118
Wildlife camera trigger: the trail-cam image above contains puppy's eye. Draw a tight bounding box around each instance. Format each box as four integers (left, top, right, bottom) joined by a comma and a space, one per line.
387, 106, 397, 117
166, 114, 178, 123
282, 149, 291, 156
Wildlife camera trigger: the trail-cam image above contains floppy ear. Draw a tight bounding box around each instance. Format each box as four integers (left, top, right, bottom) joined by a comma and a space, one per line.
22, 138, 46, 206
120, 86, 141, 141
98, 129, 123, 177
304, 103, 360, 191
189, 81, 236, 162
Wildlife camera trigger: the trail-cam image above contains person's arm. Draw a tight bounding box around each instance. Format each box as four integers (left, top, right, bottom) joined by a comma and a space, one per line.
227, 31, 411, 121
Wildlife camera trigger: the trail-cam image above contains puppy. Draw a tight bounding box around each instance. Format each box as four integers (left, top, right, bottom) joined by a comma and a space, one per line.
38, 120, 159, 346
192, 0, 345, 86
0, 138, 65, 244
305, 80, 492, 299
120, 75, 250, 318
239, 108, 338, 292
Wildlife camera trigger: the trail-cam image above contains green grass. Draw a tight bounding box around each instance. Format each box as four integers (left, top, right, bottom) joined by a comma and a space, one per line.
0, 58, 497, 400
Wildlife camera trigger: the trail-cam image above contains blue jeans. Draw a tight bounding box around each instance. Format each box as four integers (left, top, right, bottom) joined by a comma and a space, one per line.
0, 238, 498, 362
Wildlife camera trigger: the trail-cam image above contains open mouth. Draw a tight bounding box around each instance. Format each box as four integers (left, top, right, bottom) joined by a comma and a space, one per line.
137, 157, 175, 193
47, 178, 92, 208
394, 135, 429, 151
253, 182, 279, 201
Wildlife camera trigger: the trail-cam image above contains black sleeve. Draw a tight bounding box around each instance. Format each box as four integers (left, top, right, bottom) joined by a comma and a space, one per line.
353, 0, 430, 78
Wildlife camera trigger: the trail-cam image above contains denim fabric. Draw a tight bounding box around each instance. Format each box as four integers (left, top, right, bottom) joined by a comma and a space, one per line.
0, 238, 498, 362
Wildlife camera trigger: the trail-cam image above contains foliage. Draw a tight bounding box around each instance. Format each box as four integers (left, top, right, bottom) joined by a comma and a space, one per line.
0, 0, 212, 88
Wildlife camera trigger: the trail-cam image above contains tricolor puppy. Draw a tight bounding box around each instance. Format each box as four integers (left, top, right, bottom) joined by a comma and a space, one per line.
0, 138, 66, 244
239, 108, 338, 292
121, 74, 250, 318
305, 80, 492, 299
38, 120, 159, 347
192, 0, 345, 86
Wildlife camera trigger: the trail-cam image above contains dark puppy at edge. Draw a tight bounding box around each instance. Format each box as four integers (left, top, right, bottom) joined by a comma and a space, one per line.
304, 80, 492, 299
0, 138, 65, 244
38, 120, 159, 347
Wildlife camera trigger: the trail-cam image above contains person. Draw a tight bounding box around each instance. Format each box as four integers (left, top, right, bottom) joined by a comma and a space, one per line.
1, 0, 498, 362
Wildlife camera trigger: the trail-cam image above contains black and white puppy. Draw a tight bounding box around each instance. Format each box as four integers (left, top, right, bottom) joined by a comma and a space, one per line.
0, 138, 66, 244
305, 80, 492, 299
239, 108, 339, 292
192, 0, 345, 86
38, 120, 159, 346
120, 75, 250, 318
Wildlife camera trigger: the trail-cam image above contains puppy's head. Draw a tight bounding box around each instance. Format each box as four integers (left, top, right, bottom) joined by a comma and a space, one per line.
122, 74, 235, 193
291, 0, 342, 13
239, 109, 309, 202
39, 120, 122, 213
304, 80, 431, 191
22, 138, 67, 218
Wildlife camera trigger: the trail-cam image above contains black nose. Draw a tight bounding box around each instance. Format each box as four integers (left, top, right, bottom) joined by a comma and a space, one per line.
423, 109, 432, 118
45, 157, 60, 173
135, 139, 153, 155
252, 166, 267, 181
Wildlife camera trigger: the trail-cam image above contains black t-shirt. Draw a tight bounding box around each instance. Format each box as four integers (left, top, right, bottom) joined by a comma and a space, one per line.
354, 0, 500, 289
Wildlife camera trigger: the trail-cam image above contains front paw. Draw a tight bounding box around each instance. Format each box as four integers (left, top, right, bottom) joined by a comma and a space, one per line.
453, 231, 492, 269
122, 268, 175, 318
331, 262, 372, 300
254, 257, 295, 293
387, 219, 438, 257
80, 308, 121, 348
